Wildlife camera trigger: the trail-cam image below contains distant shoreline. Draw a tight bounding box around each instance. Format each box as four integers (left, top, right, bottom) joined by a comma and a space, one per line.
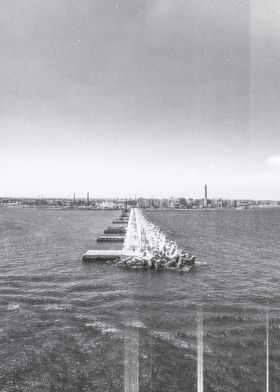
1, 205, 279, 211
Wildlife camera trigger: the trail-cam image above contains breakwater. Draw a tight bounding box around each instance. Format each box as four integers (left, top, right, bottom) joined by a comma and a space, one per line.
83, 208, 195, 271
83, 208, 195, 269
118, 208, 195, 270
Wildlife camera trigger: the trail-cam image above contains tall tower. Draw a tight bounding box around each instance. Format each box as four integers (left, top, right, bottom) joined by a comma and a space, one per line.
87, 192, 89, 206
204, 184, 207, 207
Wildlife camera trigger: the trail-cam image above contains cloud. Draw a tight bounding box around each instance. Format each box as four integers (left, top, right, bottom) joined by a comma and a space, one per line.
266, 155, 280, 167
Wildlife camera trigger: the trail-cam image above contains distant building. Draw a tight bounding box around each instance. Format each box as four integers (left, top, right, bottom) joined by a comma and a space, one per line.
137, 198, 146, 208
152, 199, 160, 209
236, 200, 250, 209
169, 197, 175, 209
159, 199, 169, 209
204, 184, 208, 207
101, 201, 116, 209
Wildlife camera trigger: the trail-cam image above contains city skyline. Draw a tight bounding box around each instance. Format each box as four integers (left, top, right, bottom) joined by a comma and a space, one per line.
1, 192, 279, 211
1, 187, 279, 202
1, 1, 280, 199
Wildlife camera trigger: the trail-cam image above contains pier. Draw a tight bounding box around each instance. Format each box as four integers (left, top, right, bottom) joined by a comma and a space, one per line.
122, 208, 143, 257
82, 208, 142, 261
112, 219, 129, 224
97, 236, 125, 242
104, 226, 126, 234
82, 250, 122, 261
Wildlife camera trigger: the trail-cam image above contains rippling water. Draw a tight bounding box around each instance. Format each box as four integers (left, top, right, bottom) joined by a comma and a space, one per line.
0, 207, 279, 391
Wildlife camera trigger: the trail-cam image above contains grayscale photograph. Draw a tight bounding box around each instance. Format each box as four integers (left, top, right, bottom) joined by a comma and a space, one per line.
0, 1, 279, 391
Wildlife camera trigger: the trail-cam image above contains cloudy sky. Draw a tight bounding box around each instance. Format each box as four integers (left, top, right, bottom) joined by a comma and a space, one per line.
1, 0, 280, 199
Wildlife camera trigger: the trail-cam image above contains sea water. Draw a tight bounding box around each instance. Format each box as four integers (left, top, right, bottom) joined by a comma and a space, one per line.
0, 207, 279, 391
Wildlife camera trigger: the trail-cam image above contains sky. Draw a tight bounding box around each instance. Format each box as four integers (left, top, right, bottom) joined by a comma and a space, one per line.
1, 0, 280, 199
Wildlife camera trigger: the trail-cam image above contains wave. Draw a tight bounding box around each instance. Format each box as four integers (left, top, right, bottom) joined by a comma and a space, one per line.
124, 320, 146, 329
7, 302, 20, 311
44, 304, 72, 311
150, 330, 196, 350
85, 321, 120, 335
150, 330, 213, 354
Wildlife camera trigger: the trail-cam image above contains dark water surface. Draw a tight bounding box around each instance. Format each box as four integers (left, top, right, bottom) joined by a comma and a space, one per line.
0, 208, 279, 392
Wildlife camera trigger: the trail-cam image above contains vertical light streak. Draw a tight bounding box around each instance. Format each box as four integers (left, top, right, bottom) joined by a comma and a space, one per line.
124, 326, 139, 392
266, 312, 269, 392
197, 310, 203, 392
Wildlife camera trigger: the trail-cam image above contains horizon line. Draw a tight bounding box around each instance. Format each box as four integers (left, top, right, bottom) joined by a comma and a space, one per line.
1, 195, 280, 202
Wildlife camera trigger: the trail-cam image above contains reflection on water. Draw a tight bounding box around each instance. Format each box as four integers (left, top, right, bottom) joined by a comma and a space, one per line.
0, 208, 279, 391
266, 311, 269, 392
125, 325, 139, 392
197, 309, 203, 392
